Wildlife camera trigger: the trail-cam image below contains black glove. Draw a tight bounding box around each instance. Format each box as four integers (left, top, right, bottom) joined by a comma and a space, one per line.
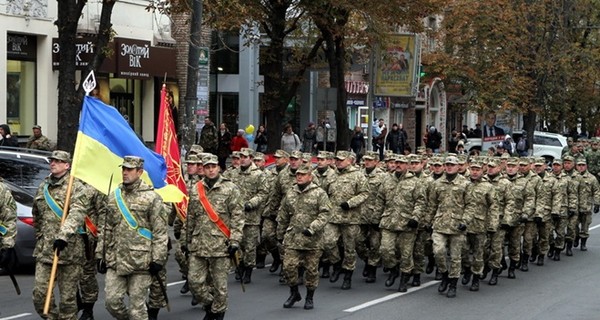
500, 224, 511, 231
594, 205, 600, 213
227, 244, 239, 258
174, 231, 181, 240
551, 214, 560, 222
371, 224, 381, 232
0, 247, 16, 268
487, 230, 496, 236
340, 202, 351, 211
302, 228, 313, 237
244, 203, 253, 212
568, 211, 576, 217
96, 259, 108, 274
149, 262, 163, 276
425, 225, 434, 232
457, 224, 467, 232
533, 217, 543, 225
53, 239, 68, 255
407, 219, 419, 229
518, 215, 528, 223
181, 245, 189, 255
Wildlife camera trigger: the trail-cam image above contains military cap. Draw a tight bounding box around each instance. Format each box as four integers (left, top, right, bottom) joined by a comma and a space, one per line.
302, 153, 312, 163
533, 157, 546, 166
203, 154, 219, 165
519, 157, 531, 165
33, 125, 42, 130
505, 157, 519, 165
591, 137, 600, 143
409, 154, 422, 163
231, 151, 241, 158
48, 150, 71, 163
274, 149, 290, 158
577, 158, 587, 165
335, 150, 354, 160
240, 147, 255, 157
552, 158, 563, 165
567, 137, 574, 142
384, 150, 395, 161
469, 160, 484, 168
296, 163, 313, 174
326, 151, 336, 159
186, 154, 202, 164
395, 155, 409, 163
121, 155, 144, 168
290, 150, 303, 159
417, 146, 426, 154
500, 153, 510, 159
189, 144, 204, 155
317, 151, 329, 159
562, 155, 575, 162
254, 152, 265, 160
457, 155, 467, 164
487, 158, 500, 167
445, 155, 459, 165
362, 151, 378, 161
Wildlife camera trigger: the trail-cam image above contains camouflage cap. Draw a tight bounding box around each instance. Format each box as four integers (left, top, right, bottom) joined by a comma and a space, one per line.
562, 155, 575, 162
189, 144, 204, 155
186, 154, 202, 164
326, 151, 336, 159
363, 151, 379, 161
32, 125, 42, 130
457, 155, 467, 164
203, 154, 219, 165
121, 155, 144, 168
290, 150, 303, 159
240, 147, 255, 157
409, 154, 422, 163
316, 151, 329, 159
394, 155, 409, 163
506, 157, 519, 165
577, 157, 587, 165
302, 153, 312, 163
429, 156, 443, 165
335, 150, 354, 160
384, 150, 396, 161
487, 158, 500, 167
296, 163, 313, 174
417, 146, 426, 154
519, 157, 531, 165
445, 155, 459, 165
469, 160, 484, 168
533, 157, 546, 166
253, 152, 265, 160
48, 150, 71, 163
552, 158, 563, 165
500, 153, 511, 159
274, 149, 290, 158
231, 151, 241, 158
567, 137, 574, 142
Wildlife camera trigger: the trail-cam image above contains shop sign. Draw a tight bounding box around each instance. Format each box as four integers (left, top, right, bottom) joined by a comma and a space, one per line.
7, 34, 37, 60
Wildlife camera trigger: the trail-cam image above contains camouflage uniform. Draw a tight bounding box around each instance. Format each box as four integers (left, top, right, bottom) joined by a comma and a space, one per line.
549, 162, 570, 255
256, 160, 282, 260
564, 159, 581, 251
531, 163, 561, 260
576, 160, 600, 244
584, 146, 600, 178
519, 166, 543, 262
185, 157, 244, 315
0, 180, 17, 268
96, 157, 168, 320
485, 162, 513, 277
32, 151, 89, 320
26, 134, 52, 151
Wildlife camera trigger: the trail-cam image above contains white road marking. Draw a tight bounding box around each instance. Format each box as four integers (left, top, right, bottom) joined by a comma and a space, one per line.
590, 223, 600, 231
0, 313, 33, 320
344, 280, 440, 312
167, 280, 185, 287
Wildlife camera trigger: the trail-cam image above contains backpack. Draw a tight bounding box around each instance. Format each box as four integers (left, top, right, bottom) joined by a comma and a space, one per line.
517, 138, 526, 151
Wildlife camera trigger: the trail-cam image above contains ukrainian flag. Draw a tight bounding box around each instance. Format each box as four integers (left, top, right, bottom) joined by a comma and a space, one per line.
71, 96, 185, 202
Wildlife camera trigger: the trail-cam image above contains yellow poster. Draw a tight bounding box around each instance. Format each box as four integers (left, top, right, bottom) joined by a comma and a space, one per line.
374, 34, 420, 97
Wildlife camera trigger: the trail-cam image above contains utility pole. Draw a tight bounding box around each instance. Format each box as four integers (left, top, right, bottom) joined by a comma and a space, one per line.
183, 0, 203, 148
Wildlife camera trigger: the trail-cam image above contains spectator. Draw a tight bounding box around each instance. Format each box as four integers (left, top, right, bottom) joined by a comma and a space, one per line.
373, 119, 387, 160
504, 135, 516, 155
302, 122, 317, 154
231, 129, 249, 152
199, 117, 218, 154
456, 141, 466, 155
386, 123, 405, 154
0, 124, 18, 147
350, 126, 366, 162
26, 125, 52, 151
281, 123, 301, 154
472, 124, 482, 138
398, 123, 409, 146
426, 126, 442, 153
254, 124, 268, 153
217, 123, 232, 171
516, 134, 528, 157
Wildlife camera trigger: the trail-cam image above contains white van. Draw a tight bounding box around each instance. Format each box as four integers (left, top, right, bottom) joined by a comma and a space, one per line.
464, 131, 567, 161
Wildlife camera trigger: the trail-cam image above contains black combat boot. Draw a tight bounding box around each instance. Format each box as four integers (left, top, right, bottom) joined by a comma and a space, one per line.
298, 267, 305, 285
435, 268, 443, 280
243, 266, 253, 284
461, 267, 472, 285
530, 245, 538, 262
412, 273, 421, 287
304, 288, 315, 310
213, 312, 225, 320
180, 280, 190, 294
385, 266, 399, 287
507, 260, 517, 279
79, 302, 94, 320
553, 248, 561, 261
488, 268, 499, 285
362, 263, 370, 277
470, 276, 480, 292
283, 285, 302, 308
202, 305, 213, 320
480, 265, 490, 280
320, 262, 331, 278
426, 255, 435, 274
341, 270, 353, 290
501, 256, 508, 271
447, 278, 458, 298
398, 272, 410, 292
566, 241, 573, 256
581, 238, 588, 251
536, 255, 544, 266
520, 254, 529, 272
574, 236, 580, 248
191, 295, 199, 306
147, 307, 160, 320
366, 265, 377, 283
330, 262, 343, 283
548, 243, 555, 258
256, 254, 266, 269
438, 272, 449, 293
270, 251, 282, 273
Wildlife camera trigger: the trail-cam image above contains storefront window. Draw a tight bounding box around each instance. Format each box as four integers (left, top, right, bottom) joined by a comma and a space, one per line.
6, 60, 36, 136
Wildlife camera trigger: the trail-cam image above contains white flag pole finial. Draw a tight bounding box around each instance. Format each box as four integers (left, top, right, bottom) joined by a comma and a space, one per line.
83, 71, 97, 96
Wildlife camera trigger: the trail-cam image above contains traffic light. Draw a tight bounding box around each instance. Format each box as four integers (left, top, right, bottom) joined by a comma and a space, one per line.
419, 65, 426, 78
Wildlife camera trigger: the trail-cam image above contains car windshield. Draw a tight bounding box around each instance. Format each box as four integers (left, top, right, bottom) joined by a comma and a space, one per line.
0, 156, 50, 195
5, 181, 34, 207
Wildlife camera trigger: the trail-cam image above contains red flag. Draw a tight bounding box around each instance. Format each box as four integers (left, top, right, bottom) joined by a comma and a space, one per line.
155, 84, 188, 221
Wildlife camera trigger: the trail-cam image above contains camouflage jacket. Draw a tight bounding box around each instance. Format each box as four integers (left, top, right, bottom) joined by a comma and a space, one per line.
421, 173, 444, 227
378, 171, 426, 232
585, 149, 600, 175
521, 171, 542, 221
577, 170, 600, 213
96, 179, 168, 275
84, 183, 106, 241
534, 172, 559, 221
501, 174, 532, 226
487, 174, 513, 226
314, 167, 337, 192
223, 166, 240, 180
551, 172, 570, 217
326, 165, 369, 224
360, 167, 386, 225
260, 168, 279, 218
26, 135, 52, 151
429, 174, 470, 235
233, 163, 268, 225
0, 181, 17, 249
564, 170, 581, 213
267, 165, 297, 218
32, 172, 88, 265
277, 182, 331, 250
199, 124, 218, 150
464, 177, 500, 233
186, 175, 244, 257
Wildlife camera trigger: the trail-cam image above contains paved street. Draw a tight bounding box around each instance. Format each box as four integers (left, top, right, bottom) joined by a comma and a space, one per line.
2, 223, 600, 320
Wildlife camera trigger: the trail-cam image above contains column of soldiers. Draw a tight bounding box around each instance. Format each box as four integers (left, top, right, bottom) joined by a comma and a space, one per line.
7, 141, 600, 320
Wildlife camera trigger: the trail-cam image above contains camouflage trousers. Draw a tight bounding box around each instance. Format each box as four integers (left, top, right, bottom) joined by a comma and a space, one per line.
355, 224, 382, 267
175, 245, 188, 276
79, 257, 99, 304
523, 221, 552, 255
565, 213, 580, 242
105, 269, 151, 320
412, 229, 432, 274
257, 217, 279, 256
549, 217, 567, 250
507, 225, 523, 262
283, 249, 322, 289
578, 211, 592, 239
487, 229, 506, 270
323, 223, 360, 270
522, 222, 537, 256
147, 267, 168, 309
188, 255, 231, 313
33, 262, 82, 320
241, 225, 260, 267
461, 233, 487, 275
432, 232, 465, 279
380, 229, 417, 273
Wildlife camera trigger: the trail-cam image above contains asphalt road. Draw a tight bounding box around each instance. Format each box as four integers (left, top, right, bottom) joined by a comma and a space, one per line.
2, 223, 600, 320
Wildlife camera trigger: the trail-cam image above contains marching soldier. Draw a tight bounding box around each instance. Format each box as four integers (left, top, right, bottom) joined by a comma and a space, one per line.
518, 157, 542, 271
548, 158, 570, 261
32, 150, 89, 319
184, 154, 244, 320
574, 158, 600, 251
0, 178, 17, 271
530, 157, 560, 266
563, 156, 581, 256
96, 156, 168, 320
277, 163, 331, 310
223, 151, 241, 179
313, 151, 337, 278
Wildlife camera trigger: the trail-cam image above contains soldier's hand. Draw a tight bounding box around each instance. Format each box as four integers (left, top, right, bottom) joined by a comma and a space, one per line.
457, 224, 467, 232
594, 205, 600, 213
181, 245, 189, 255
96, 259, 108, 274
227, 244, 239, 258
53, 239, 68, 255
487, 230, 496, 236
149, 262, 163, 276
533, 217, 543, 225
518, 215, 528, 223
0, 247, 16, 268
244, 203, 253, 212
174, 231, 181, 240
340, 202, 351, 210
302, 228, 313, 237
568, 211, 576, 217
407, 219, 419, 229
551, 214, 560, 222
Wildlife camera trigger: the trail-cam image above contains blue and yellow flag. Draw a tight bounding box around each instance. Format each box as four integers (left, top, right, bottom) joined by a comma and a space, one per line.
71, 96, 185, 202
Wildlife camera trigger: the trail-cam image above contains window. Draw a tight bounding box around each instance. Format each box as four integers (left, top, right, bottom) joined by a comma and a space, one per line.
6, 60, 36, 136
533, 135, 562, 147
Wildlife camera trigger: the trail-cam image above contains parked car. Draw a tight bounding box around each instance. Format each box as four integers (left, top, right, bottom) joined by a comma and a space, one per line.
4, 180, 36, 269
464, 131, 567, 161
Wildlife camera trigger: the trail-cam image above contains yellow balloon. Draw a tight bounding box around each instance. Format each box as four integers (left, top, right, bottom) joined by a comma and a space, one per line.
245, 124, 255, 135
